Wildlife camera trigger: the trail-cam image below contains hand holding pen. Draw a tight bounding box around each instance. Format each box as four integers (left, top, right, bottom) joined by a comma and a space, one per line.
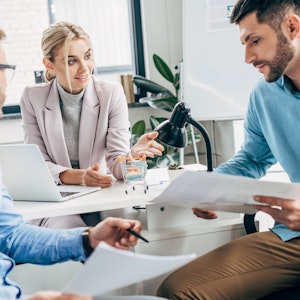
126, 228, 149, 243
89, 218, 146, 251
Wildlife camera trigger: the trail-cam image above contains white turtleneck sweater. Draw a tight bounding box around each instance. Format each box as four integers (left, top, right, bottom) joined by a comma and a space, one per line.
57, 83, 84, 169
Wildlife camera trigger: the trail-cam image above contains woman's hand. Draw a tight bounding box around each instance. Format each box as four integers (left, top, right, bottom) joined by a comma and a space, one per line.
83, 163, 112, 188
131, 131, 164, 158
60, 164, 112, 188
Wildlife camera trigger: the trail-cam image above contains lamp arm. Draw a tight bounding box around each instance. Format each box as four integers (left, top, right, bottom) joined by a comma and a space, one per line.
187, 116, 213, 172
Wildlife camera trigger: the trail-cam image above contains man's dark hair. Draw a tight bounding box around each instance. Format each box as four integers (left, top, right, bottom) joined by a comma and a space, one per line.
230, 0, 300, 31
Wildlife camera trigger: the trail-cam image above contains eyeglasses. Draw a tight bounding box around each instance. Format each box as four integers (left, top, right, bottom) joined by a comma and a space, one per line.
0, 64, 16, 82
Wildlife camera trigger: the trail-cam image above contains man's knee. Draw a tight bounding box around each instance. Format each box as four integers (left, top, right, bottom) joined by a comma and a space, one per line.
157, 274, 192, 300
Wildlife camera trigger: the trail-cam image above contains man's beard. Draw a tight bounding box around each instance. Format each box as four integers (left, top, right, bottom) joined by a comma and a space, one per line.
255, 33, 295, 82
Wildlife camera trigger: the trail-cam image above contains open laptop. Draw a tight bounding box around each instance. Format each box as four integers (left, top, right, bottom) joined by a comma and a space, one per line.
0, 144, 100, 202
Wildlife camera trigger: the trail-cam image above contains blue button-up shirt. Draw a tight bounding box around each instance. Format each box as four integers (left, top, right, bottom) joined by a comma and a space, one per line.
215, 75, 300, 241
0, 169, 87, 299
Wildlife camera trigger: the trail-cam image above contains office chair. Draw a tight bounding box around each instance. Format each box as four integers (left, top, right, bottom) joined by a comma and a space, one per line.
34, 70, 45, 84
258, 286, 300, 299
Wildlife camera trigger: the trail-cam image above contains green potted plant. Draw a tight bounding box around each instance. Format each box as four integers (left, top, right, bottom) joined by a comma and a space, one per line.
133, 54, 179, 112
131, 54, 202, 168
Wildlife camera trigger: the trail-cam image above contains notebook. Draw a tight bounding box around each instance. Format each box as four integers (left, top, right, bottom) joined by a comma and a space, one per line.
0, 144, 100, 202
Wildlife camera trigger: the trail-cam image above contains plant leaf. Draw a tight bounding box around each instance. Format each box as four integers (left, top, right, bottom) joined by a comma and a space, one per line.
131, 134, 142, 146
155, 153, 180, 168
174, 72, 180, 91
139, 94, 178, 112
149, 116, 168, 130
153, 54, 175, 84
133, 75, 171, 94
146, 158, 156, 169
146, 97, 177, 112
131, 120, 146, 135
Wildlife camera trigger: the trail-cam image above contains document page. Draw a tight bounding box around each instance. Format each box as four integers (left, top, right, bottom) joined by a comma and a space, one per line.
146, 167, 169, 186
63, 242, 196, 296
152, 171, 300, 214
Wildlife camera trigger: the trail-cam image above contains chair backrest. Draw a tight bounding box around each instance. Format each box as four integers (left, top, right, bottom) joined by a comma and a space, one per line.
34, 70, 45, 84
244, 213, 257, 234
258, 286, 300, 299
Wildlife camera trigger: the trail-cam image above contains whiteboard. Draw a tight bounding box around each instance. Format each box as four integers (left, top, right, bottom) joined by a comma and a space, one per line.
183, 0, 260, 121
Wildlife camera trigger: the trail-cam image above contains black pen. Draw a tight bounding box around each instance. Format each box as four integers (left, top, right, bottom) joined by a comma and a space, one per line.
126, 228, 149, 243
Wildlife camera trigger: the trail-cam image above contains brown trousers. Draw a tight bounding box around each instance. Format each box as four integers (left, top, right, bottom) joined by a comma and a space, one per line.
157, 231, 300, 300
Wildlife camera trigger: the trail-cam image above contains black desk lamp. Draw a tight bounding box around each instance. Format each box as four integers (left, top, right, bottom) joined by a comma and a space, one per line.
154, 102, 213, 172
155, 103, 258, 233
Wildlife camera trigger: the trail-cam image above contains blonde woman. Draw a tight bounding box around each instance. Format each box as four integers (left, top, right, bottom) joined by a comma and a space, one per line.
20, 22, 163, 229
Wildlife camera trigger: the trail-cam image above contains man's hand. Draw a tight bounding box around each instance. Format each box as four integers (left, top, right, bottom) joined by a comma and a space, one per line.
254, 195, 300, 231
131, 131, 164, 158
83, 163, 113, 188
28, 291, 91, 300
89, 217, 142, 250
192, 208, 218, 219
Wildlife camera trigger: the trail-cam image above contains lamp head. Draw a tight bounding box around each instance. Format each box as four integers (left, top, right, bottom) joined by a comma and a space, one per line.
155, 102, 190, 148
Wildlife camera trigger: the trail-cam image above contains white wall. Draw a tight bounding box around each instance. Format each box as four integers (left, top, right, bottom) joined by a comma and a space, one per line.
140, 0, 236, 167
0, 117, 23, 144
141, 0, 183, 91
0, 0, 49, 105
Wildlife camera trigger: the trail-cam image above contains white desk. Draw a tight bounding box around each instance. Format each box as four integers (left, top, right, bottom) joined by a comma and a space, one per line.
13, 162, 289, 221
14, 164, 206, 220
14, 179, 166, 220
11, 164, 246, 296
14, 164, 242, 231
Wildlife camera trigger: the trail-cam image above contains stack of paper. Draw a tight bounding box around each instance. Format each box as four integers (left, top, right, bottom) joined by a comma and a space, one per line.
152, 171, 300, 214
146, 168, 169, 186
63, 242, 196, 296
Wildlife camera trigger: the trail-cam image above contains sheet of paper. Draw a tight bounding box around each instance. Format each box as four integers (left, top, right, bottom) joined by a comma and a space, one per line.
63, 242, 196, 296
146, 167, 169, 186
152, 171, 300, 214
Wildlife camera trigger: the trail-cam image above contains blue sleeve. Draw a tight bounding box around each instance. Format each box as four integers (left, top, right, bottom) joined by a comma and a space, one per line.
0, 178, 87, 264
215, 91, 276, 178
0, 254, 22, 299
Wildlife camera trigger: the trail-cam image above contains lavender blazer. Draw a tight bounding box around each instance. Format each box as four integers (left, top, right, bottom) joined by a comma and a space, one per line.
20, 76, 131, 182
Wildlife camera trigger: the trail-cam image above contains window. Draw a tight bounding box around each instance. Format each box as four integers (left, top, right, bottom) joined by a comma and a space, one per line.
1, 0, 144, 112
50, 0, 135, 76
